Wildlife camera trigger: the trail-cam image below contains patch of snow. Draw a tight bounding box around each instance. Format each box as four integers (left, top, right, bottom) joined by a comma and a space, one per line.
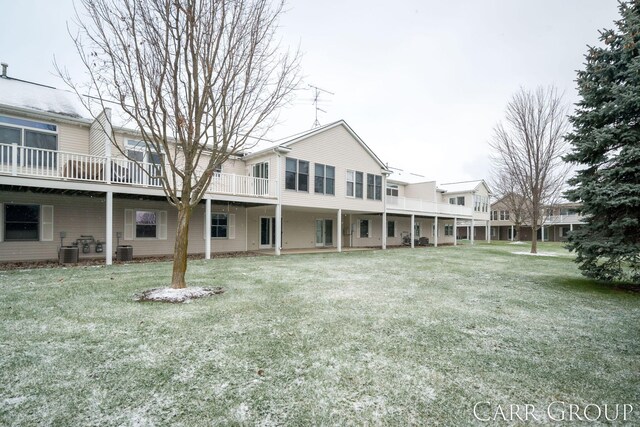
509, 241, 526, 245
2, 396, 27, 406
234, 402, 250, 422
135, 286, 223, 303
512, 251, 559, 257
0, 78, 88, 119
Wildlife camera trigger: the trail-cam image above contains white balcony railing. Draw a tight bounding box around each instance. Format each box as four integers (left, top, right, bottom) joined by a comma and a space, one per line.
386, 195, 473, 217
0, 143, 277, 199
546, 214, 583, 224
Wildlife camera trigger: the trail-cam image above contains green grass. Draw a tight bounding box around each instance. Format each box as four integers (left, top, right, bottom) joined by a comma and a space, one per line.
1, 242, 639, 425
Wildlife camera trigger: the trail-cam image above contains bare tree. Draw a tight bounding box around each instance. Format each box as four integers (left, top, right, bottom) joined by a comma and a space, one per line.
489, 87, 570, 253
489, 169, 529, 240
58, 0, 300, 288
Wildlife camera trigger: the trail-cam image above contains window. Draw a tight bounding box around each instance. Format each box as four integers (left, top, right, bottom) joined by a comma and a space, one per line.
355, 171, 363, 198
491, 210, 498, 220
135, 210, 157, 238
367, 174, 382, 200
387, 221, 395, 238
346, 170, 363, 198
450, 196, 465, 206
253, 162, 268, 179
4, 204, 39, 241
126, 140, 163, 185
285, 158, 308, 191
386, 184, 398, 197
444, 224, 454, 236
314, 163, 335, 195
474, 195, 489, 212
211, 213, 228, 238
500, 210, 510, 220
0, 115, 58, 167
346, 170, 355, 197
359, 219, 369, 238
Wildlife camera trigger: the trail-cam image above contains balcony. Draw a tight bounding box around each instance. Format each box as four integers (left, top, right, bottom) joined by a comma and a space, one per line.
386, 196, 473, 217
0, 143, 277, 199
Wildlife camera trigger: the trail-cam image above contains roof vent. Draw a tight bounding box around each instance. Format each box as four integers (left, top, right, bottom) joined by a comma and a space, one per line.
1, 63, 7, 78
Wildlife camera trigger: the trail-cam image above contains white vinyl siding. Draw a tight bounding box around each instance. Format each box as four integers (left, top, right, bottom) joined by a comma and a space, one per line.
228, 214, 236, 239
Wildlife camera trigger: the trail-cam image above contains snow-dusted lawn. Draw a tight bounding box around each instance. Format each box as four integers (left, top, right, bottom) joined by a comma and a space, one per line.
1, 243, 638, 425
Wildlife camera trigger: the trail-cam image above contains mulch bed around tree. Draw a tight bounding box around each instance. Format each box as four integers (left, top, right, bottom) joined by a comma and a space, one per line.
134, 286, 225, 303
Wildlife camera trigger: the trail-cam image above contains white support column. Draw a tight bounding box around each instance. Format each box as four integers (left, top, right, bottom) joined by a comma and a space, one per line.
434, 216, 438, 247
106, 191, 113, 265
511, 225, 514, 241
541, 225, 545, 242
275, 152, 282, 256
570, 223, 573, 232
382, 212, 387, 250
471, 218, 475, 245
337, 209, 342, 253
275, 203, 282, 256
349, 214, 353, 247
486, 221, 490, 243
410, 214, 415, 249
453, 217, 458, 246
205, 198, 211, 259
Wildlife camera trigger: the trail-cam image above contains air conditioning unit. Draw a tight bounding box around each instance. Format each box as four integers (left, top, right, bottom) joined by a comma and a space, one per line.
116, 245, 133, 262
59, 246, 79, 264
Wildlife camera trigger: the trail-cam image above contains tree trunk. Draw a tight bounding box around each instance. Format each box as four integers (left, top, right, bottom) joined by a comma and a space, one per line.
171, 204, 192, 289
530, 225, 538, 254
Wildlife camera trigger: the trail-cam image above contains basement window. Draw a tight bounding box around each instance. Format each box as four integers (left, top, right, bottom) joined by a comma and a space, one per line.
135, 210, 157, 238
4, 204, 40, 241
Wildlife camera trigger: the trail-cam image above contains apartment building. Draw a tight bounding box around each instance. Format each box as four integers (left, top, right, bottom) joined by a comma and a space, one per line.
0, 73, 490, 264
490, 196, 584, 242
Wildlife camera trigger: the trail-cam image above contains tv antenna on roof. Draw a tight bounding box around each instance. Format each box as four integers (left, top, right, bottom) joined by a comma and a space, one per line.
309, 84, 334, 127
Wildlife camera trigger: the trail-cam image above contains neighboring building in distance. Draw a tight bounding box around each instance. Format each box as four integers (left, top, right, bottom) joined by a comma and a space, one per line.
490, 196, 584, 242
437, 180, 492, 242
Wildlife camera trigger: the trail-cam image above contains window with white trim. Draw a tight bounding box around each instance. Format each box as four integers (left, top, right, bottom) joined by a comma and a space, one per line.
347, 170, 363, 198
0, 115, 58, 167
124, 209, 167, 240
136, 211, 157, 238
285, 157, 309, 191
450, 196, 465, 206
252, 162, 268, 179
444, 224, 454, 236
359, 219, 370, 238
367, 174, 382, 200
126, 140, 163, 185
205, 212, 236, 240
387, 220, 395, 238
386, 184, 399, 197
4, 204, 40, 241
314, 163, 335, 195
500, 210, 510, 220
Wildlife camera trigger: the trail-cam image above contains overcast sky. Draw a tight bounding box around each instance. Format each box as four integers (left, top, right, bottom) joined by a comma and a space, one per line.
0, 0, 622, 183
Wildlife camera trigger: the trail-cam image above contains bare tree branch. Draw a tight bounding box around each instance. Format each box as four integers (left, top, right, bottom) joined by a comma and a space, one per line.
489, 87, 571, 253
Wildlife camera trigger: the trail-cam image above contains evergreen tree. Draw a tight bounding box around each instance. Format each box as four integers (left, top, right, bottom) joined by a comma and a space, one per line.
565, 0, 640, 283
